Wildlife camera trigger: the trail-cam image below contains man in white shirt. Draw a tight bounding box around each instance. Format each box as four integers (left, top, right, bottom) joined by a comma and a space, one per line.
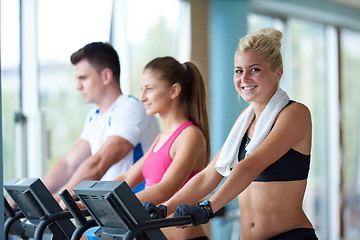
43, 42, 159, 199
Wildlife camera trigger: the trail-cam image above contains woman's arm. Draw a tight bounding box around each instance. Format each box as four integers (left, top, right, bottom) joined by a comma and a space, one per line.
208, 102, 312, 213
136, 126, 213, 205
165, 150, 224, 215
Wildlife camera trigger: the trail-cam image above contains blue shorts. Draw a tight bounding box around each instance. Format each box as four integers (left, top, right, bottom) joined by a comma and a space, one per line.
267, 228, 318, 240
84, 227, 99, 240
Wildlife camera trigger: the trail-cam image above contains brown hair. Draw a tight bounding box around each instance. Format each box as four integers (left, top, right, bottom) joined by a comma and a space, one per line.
70, 42, 121, 84
144, 57, 210, 162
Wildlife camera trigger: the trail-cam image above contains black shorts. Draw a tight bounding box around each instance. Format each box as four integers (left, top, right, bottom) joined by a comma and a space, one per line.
187, 237, 209, 240
267, 228, 318, 240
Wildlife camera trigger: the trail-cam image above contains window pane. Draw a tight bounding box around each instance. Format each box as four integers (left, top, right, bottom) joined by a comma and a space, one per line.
1, 0, 21, 181
38, 0, 112, 65
126, 0, 183, 98
248, 14, 282, 31
38, 0, 113, 170
287, 19, 328, 239
340, 28, 360, 240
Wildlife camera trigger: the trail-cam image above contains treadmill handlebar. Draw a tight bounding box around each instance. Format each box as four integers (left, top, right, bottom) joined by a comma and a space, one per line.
59, 189, 88, 226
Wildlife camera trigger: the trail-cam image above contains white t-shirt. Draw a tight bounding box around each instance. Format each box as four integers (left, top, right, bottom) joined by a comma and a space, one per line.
80, 95, 160, 180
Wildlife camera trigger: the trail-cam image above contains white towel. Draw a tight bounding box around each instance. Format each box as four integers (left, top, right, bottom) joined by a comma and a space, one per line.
214, 87, 290, 177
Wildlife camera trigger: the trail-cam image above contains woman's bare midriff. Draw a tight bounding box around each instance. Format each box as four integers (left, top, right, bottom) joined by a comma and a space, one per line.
161, 225, 207, 240
238, 180, 313, 240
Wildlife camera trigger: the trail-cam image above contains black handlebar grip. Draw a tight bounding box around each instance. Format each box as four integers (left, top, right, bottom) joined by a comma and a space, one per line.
59, 189, 87, 226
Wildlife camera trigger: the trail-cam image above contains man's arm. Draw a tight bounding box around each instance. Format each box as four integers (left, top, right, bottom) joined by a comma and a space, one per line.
58, 135, 134, 197
43, 138, 91, 194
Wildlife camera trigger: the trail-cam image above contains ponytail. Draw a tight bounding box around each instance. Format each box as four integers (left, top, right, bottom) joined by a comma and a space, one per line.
183, 62, 210, 163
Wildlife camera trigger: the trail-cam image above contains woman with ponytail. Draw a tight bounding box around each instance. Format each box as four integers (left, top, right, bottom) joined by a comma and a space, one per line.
113, 56, 210, 240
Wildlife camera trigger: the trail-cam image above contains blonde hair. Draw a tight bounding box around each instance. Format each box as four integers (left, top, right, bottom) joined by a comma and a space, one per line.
236, 28, 283, 70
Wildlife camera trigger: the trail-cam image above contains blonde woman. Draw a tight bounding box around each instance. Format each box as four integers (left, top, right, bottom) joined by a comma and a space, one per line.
150, 28, 318, 240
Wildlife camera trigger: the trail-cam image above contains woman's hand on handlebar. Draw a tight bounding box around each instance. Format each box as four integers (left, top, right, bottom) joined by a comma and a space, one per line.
173, 203, 210, 226
142, 202, 167, 219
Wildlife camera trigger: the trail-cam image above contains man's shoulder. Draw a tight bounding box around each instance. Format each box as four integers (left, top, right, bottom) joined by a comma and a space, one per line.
114, 95, 145, 112
118, 94, 141, 104
84, 108, 101, 121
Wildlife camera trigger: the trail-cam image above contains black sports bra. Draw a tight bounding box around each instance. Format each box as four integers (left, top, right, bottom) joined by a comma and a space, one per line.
237, 101, 310, 182
237, 134, 310, 182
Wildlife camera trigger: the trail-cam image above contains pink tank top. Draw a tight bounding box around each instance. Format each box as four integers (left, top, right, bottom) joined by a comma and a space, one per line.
142, 121, 201, 187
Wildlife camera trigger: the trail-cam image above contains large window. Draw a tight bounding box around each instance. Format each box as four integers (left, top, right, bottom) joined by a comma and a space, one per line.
2, 0, 186, 181
38, 0, 184, 171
